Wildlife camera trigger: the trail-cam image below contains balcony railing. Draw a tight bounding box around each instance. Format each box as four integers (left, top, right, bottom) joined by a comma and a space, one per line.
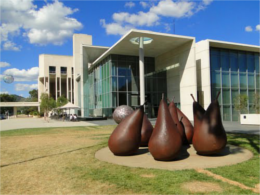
61, 71, 67, 75
49, 71, 56, 74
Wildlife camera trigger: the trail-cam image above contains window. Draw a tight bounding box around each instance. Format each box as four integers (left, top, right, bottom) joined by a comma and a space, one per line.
49, 66, 56, 74
61, 67, 67, 74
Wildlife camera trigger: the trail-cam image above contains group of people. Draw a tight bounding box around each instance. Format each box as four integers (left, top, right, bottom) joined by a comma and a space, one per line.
69, 114, 77, 121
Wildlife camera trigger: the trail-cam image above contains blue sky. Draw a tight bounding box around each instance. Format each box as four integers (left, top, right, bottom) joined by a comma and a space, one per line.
0, 0, 259, 97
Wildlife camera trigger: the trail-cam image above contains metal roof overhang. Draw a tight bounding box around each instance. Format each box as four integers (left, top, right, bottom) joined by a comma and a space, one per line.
208, 39, 260, 53
90, 30, 195, 70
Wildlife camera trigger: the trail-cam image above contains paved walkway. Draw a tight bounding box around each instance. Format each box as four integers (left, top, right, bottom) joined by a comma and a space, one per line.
0, 117, 259, 135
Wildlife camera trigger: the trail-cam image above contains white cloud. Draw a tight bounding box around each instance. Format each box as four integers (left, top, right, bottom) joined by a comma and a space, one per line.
15, 83, 38, 91
100, 19, 133, 36
1, 0, 82, 48
101, 0, 212, 35
150, 0, 195, 18
245, 26, 253, 32
203, 0, 214, 6
3, 41, 21, 51
112, 12, 160, 26
125, 2, 135, 8
164, 23, 171, 32
0, 91, 9, 94
256, 24, 260, 31
1, 67, 39, 82
140, 1, 149, 8
0, 62, 11, 68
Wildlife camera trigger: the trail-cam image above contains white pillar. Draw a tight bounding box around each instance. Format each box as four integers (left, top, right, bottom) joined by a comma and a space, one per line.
60, 77, 62, 97
67, 76, 69, 100
55, 76, 57, 100
44, 77, 46, 92
13, 107, 17, 117
139, 37, 145, 105
70, 77, 73, 102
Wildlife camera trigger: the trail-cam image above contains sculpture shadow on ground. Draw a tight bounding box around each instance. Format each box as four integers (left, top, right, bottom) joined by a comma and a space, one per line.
195, 145, 245, 157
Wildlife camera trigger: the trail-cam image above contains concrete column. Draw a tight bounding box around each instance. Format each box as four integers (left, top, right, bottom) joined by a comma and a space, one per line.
55, 75, 57, 100
70, 76, 73, 102
13, 107, 17, 116
60, 77, 62, 97
44, 77, 46, 92
48, 76, 50, 96
67, 76, 69, 99
139, 37, 145, 105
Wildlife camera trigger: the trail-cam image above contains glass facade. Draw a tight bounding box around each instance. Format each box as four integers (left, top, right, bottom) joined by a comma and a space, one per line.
210, 47, 260, 121
88, 54, 167, 117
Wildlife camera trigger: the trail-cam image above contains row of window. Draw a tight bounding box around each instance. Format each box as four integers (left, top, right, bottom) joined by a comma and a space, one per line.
210, 47, 260, 121
210, 48, 259, 72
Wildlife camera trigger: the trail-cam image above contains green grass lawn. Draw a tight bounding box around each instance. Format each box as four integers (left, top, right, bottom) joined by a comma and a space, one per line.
1, 126, 259, 194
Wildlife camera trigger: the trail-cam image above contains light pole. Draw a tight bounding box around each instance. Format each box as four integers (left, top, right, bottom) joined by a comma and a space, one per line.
130, 37, 153, 106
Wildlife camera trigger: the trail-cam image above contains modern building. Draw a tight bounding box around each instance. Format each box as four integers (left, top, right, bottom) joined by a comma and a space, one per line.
38, 30, 260, 121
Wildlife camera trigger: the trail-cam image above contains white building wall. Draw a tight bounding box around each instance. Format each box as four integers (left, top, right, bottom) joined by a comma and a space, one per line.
155, 40, 197, 120
195, 40, 211, 109
73, 34, 92, 116
38, 54, 73, 101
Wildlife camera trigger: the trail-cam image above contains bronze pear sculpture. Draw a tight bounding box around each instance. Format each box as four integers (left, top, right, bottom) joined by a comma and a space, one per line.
191, 92, 227, 155
177, 108, 194, 144
140, 114, 153, 147
108, 105, 144, 156
168, 98, 186, 144
148, 94, 182, 161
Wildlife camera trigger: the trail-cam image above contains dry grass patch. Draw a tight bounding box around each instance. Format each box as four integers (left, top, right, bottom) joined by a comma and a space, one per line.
0, 128, 111, 166
140, 174, 156, 178
182, 181, 223, 193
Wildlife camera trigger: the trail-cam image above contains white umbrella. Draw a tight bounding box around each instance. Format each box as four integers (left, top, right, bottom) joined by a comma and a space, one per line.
58, 102, 80, 116
58, 102, 80, 109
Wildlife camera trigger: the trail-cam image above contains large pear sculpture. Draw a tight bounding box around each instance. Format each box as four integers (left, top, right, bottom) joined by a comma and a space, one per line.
108, 105, 144, 156
168, 98, 186, 144
148, 94, 182, 161
177, 108, 194, 144
191, 92, 227, 155
140, 114, 153, 147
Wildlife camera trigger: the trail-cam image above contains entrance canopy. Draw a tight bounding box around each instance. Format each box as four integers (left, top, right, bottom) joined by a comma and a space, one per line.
90, 29, 195, 70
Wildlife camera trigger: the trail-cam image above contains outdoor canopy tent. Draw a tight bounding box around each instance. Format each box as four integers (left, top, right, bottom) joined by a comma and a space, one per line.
57, 102, 80, 115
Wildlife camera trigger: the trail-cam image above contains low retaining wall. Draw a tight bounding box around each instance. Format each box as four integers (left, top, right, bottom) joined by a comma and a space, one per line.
240, 114, 260, 125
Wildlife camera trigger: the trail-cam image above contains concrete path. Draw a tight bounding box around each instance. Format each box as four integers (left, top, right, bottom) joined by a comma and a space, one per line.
0, 117, 259, 135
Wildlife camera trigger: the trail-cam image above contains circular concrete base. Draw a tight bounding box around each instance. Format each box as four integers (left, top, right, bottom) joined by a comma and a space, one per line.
95, 145, 253, 170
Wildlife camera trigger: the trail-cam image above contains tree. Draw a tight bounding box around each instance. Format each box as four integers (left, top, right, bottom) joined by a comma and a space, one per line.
29, 89, 38, 102
56, 96, 68, 115
0, 94, 16, 102
0, 94, 16, 114
234, 94, 248, 119
253, 93, 260, 114
40, 93, 56, 120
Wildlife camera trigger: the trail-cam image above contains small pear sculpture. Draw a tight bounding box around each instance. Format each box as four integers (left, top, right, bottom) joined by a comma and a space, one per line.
140, 114, 153, 147
108, 105, 144, 156
177, 108, 194, 144
191, 92, 227, 155
148, 94, 182, 161
168, 98, 186, 144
